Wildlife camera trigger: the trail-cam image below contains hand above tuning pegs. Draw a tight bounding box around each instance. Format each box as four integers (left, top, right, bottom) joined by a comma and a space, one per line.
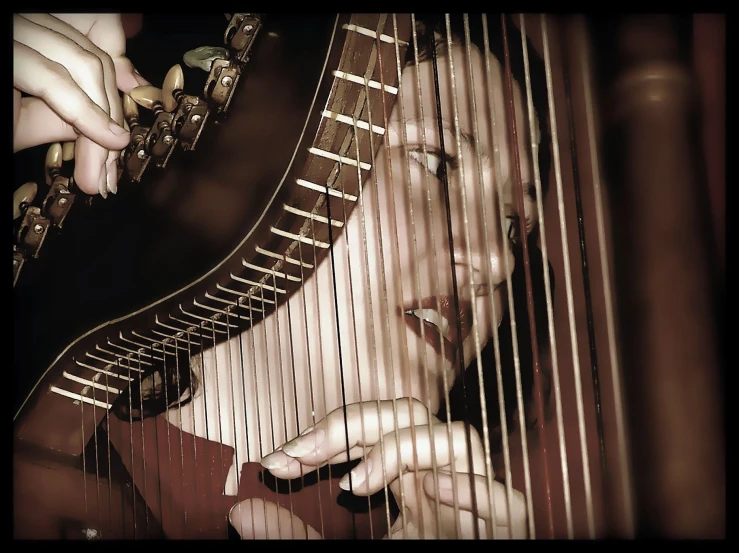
13, 14, 149, 197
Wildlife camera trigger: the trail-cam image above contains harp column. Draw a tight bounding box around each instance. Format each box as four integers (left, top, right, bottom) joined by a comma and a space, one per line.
601, 15, 724, 538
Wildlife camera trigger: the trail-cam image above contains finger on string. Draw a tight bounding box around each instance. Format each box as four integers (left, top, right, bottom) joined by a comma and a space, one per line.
264, 398, 436, 475
261, 444, 368, 480
13, 96, 77, 152
229, 498, 322, 539
338, 422, 486, 496
423, 471, 527, 537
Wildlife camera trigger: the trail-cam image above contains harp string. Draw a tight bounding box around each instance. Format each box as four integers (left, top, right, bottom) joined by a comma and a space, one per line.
576, 15, 635, 537
558, 15, 608, 506
283, 292, 313, 537
171, 336, 187, 537
501, 14, 555, 537
442, 14, 492, 539
268, 271, 299, 537
460, 12, 507, 539
160, 340, 175, 533
340, 115, 375, 538
481, 13, 537, 539
373, 26, 410, 539
79, 381, 89, 534
393, 12, 447, 538
518, 13, 575, 539
256, 283, 285, 538
540, 14, 596, 538
198, 321, 220, 534
406, 12, 452, 539
478, 13, 518, 540
103, 365, 113, 537
388, 12, 440, 539
126, 358, 137, 538
356, 71, 394, 537
205, 322, 230, 535
308, 217, 338, 538
427, 21, 468, 540
332, 19, 392, 537
245, 292, 273, 538
295, 239, 327, 537
186, 331, 203, 538
90, 369, 102, 535
223, 308, 245, 536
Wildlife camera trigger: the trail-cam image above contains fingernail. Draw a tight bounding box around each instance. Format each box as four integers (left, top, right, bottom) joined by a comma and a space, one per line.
109, 121, 129, 137
339, 459, 372, 491
98, 165, 108, 199
299, 426, 314, 436
107, 165, 118, 195
281, 428, 325, 457
260, 451, 288, 470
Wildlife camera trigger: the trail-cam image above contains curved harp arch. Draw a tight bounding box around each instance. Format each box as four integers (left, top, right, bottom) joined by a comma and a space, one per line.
13, 13, 724, 540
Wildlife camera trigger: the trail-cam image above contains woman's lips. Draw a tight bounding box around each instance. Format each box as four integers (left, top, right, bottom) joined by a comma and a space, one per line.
401, 295, 473, 366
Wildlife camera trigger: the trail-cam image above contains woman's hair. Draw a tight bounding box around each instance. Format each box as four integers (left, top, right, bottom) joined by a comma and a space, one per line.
409, 14, 555, 449
113, 15, 555, 438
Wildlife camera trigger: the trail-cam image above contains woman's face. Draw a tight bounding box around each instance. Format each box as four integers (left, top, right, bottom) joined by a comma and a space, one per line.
312, 38, 540, 415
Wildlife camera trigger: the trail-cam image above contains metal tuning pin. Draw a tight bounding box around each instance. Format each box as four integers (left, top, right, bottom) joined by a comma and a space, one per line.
163, 64, 184, 112
133, 80, 177, 166
121, 92, 152, 183
13, 182, 38, 221
130, 85, 164, 113
62, 141, 75, 162
225, 14, 262, 60
14, 180, 50, 264
123, 93, 140, 127
45, 143, 63, 185
183, 46, 229, 73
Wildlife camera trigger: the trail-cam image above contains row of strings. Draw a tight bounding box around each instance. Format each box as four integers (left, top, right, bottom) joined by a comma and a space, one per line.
79, 13, 633, 540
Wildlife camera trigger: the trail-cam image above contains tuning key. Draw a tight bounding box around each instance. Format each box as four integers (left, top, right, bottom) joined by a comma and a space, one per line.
183, 46, 229, 72
163, 64, 184, 112
45, 143, 63, 185
62, 141, 75, 162
123, 93, 140, 128
130, 85, 164, 113
13, 181, 38, 221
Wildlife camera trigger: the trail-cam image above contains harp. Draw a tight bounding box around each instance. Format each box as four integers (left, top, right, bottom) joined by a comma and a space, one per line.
12, 13, 724, 539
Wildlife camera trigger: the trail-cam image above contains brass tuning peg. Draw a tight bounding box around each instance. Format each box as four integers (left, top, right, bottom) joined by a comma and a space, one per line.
123, 93, 140, 127
45, 143, 63, 185
62, 141, 75, 162
13, 182, 38, 221
183, 46, 229, 73
163, 64, 184, 112
130, 85, 163, 113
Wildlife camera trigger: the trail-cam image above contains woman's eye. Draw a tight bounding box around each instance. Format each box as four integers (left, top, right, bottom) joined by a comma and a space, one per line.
408, 150, 442, 179
506, 216, 519, 243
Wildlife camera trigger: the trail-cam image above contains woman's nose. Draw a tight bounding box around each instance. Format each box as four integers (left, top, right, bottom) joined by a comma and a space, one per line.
452, 223, 515, 291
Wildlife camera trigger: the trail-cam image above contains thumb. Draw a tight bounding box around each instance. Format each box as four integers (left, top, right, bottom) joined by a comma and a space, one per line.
229, 498, 322, 539
113, 56, 150, 93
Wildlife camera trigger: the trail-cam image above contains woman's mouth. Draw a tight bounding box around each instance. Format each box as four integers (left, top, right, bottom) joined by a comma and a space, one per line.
401, 295, 473, 367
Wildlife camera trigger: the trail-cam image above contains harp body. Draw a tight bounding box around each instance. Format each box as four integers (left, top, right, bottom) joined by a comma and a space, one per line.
13, 14, 724, 539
